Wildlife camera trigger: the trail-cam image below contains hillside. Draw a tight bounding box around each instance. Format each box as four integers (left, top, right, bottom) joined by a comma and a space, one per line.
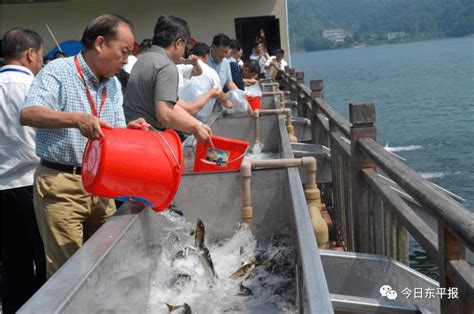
288, 0, 474, 51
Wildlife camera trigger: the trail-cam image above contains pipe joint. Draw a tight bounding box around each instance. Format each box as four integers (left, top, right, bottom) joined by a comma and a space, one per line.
311, 209, 329, 249
302, 157, 317, 186
240, 157, 252, 178
241, 206, 253, 219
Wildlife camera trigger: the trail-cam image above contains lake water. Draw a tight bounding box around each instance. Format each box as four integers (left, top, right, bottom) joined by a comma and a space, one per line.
292, 37, 473, 208
292, 37, 474, 276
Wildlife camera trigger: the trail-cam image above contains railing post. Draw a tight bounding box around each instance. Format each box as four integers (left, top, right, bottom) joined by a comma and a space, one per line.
288, 71, 298, 106
295, 71, 305, 117
287, 68, 295, 78
310, 80, 324, 145
295, 71, 305, 85
310, 80, 324, 99
349, 103, 376, 253
281, 69, 290, 92
297, 88, 305, 118
438, 224, 469, 313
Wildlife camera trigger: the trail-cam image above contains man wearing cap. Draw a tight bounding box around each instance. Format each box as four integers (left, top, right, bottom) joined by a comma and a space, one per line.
20, 14, 148, 277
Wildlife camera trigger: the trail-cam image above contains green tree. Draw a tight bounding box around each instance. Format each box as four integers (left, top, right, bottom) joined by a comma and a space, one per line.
288, 0, 474, 51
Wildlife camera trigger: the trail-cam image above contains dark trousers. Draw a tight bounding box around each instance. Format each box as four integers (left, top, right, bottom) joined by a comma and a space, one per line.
1, 186, 46, 313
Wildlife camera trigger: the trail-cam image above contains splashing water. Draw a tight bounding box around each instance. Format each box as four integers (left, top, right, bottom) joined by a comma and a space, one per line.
146, 212, 295, 313
251, 142, 264, 155
420, 172, 446, 179
384, 144, 423, 153
248, 143, 280, 161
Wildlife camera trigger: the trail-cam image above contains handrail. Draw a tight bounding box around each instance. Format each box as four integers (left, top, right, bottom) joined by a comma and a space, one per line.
314, 98, 351, 137
358, 137, 474, 251
282, 71, 352, 137
281, 68, 473, 311
362, 168, 439, 259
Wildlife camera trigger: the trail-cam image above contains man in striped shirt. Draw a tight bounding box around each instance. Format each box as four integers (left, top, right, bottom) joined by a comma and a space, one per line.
20, 15, 147, 277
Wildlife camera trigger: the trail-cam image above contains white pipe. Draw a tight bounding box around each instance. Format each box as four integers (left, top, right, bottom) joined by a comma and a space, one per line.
239, 156, 324, 244
257, 108, 292, 125
240, 157, 252, 210
239, 156, 317, 221
252, 157, 316, 186
254, 109, 260, 146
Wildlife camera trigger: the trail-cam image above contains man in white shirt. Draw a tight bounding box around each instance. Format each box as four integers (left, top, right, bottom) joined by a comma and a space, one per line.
177, 53, 202, 92
178, 43, 222, 122
264, 48, 288, 79
0, 27, 46, 313
249, 42, 269, 79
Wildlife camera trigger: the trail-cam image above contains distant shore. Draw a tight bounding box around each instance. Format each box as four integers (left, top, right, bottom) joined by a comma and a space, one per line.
291, 35, 473, 53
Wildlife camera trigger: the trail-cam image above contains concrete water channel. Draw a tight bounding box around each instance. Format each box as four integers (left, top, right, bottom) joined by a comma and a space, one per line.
19, 81, 451, 313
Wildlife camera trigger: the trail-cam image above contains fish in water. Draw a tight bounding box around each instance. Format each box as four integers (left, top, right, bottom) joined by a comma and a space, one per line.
230, 259, 255, 280
194, 219, 205, 249
165, 303, 192, 313
168, 204, 184, 216
201, 244, 218, 278
194, 219, 217, 278
238, 282, 253, 296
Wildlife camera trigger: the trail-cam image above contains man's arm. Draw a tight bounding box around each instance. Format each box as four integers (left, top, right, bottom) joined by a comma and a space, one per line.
176, 87, 220, 115
20, 106, 112, 139
225, 80, 238, 91
155, 100, 211, 142
216, 90, 233, 109
264, 57, 277, 70
223, 60, 239, 91
189, 55, 202, 76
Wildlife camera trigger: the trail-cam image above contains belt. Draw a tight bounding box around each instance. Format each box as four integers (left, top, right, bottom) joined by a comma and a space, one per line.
41, 159, 82, 175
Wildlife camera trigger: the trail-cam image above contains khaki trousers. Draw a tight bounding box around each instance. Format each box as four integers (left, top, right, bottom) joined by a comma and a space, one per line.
33, 164, 116, 278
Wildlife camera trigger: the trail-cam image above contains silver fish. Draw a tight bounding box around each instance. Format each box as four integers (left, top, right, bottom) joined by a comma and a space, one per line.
201, 244, 218, 278
230, 259, 255, 279
195, 219, 205, 249
194, 219, 217, 278
165, 303, 192, 314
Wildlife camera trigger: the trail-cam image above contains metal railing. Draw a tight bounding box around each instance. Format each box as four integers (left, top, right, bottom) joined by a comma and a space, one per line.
280, 70, 474, 313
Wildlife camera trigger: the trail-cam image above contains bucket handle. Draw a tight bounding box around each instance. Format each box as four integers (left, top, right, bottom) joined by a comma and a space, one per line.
149, 125, 181, 170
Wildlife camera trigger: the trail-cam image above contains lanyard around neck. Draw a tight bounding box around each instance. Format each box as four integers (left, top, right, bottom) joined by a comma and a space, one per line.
0, 68, 32, 76
74, 55, 106, 117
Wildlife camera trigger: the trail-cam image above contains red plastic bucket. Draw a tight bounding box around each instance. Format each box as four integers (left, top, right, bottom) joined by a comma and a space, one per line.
248, 96, 261, 110
193, 135, 249, 173
82, 128, 183, 212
